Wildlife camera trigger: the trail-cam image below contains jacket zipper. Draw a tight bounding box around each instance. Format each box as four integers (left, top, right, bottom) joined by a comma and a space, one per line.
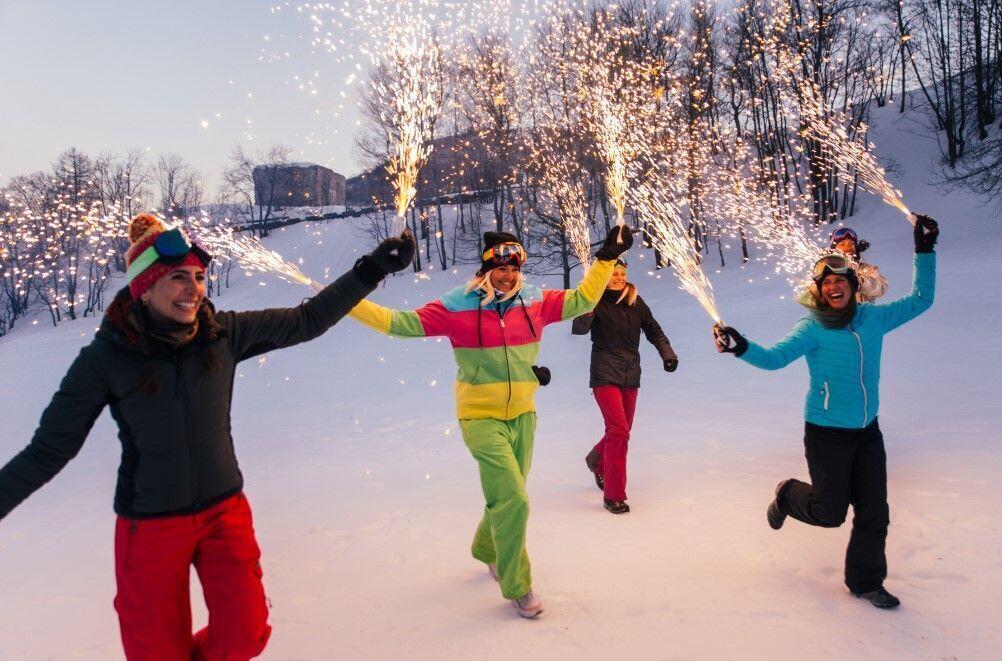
498, 306, 512, 420
822, 381, 830, 411
849, 328, 867, 425
174, 356, 200, 507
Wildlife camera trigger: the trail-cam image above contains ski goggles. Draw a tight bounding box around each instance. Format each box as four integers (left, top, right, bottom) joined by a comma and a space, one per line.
126, 227, 212, 285
812, 254, 853, 281
830, 227, 858, 245
613, 259, 628, 272
483, 242, 526, 268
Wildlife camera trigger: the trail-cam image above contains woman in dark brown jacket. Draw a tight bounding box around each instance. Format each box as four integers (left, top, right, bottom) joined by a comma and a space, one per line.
572, 259, 678, 514
0, 214, 414, 659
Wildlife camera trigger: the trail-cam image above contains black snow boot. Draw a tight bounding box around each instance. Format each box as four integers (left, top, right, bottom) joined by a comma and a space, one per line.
768, 479, 794, 530
604, 499, 630, 514
585, 451, 604, 491
852, 586, 900, 609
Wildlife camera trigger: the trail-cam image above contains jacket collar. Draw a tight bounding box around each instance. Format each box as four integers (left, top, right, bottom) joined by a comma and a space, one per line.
97, 287, 226, 353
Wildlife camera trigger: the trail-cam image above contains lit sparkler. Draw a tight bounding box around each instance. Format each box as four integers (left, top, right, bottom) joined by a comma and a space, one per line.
798, 80, 913, 222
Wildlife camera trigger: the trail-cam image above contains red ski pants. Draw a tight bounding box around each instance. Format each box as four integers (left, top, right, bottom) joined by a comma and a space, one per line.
113, 493, 271, 660
590, 386, 639, 501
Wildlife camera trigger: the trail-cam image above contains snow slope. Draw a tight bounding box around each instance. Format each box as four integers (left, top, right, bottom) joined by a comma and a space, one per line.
1, 105, 1000, 659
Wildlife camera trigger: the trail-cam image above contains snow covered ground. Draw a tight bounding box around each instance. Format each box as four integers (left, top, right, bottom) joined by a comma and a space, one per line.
1, 105, 1000, 659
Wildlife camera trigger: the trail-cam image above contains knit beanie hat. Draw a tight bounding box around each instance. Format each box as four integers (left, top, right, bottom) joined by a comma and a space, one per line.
480, 231, 525, 273
125, 214, 207, 300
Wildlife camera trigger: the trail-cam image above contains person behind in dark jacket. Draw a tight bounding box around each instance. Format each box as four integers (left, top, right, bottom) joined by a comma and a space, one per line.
572, 258, 678, 514
0, 213, 415, 659
712, 215, 939, 610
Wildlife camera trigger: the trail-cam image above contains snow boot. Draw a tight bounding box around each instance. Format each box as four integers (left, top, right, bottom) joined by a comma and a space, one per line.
512, 589, 543, 618
585, 451, 604, 491
604, 498, 630, 514
852, 586, 900, 609
768, 479, 794, 530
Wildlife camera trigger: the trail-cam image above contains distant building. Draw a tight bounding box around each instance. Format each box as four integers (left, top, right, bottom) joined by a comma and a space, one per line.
253, 162, 346, 208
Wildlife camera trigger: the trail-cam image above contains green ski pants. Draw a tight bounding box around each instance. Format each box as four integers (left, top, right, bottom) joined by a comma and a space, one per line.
459, 412, 536, 599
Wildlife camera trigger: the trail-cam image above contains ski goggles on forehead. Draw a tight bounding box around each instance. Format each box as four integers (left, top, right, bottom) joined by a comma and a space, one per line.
830, 227, 858, 244
126, 227, 212, 284
812, 254, 852, 280
483, 242, 526, 267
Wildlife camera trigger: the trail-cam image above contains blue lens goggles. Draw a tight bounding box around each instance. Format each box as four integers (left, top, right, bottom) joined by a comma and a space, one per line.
830, 227, 858, 244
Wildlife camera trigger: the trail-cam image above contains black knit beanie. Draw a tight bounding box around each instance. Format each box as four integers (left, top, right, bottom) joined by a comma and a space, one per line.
480, 231, 523, 273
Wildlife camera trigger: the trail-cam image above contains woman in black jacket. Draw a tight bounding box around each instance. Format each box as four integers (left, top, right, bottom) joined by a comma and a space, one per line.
572, 259, 678, 513
0, 214, 414, 659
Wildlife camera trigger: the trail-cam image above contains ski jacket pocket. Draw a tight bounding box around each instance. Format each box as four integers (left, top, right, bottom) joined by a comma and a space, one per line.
822, 381, 831, 411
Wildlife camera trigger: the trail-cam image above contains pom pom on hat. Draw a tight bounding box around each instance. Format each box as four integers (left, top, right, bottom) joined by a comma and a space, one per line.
125, 213, 167, 266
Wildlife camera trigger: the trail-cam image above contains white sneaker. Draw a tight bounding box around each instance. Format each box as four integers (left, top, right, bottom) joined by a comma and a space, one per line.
511, 589, 543, 618
487, 562, 499, 582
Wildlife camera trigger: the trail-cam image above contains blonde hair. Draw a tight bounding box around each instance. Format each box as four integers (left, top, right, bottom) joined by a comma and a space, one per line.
465, 269, 523, 305
613, 281, 639, 306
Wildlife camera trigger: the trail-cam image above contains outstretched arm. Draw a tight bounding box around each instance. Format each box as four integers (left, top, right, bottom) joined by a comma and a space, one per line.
715, 319, 815, 371
870, 216, 937, 333
541, 227, 631, 325
0, 345, 109, 520
227, 234, 415, 361
348, 296, 451, 338
740, 320, 815, 370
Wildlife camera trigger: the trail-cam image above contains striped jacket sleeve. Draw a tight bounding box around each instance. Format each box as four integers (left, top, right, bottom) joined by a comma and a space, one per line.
739, 318, 816, 371
348, 297, 451, 337
540, 259, 615, 326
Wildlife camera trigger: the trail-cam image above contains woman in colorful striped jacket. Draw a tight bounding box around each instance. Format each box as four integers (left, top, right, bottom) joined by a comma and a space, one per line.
348, 227, 632, 618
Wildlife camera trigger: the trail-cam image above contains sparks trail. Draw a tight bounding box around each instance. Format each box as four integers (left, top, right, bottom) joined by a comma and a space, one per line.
187, 213, 321, 291
797, 80, 912, 222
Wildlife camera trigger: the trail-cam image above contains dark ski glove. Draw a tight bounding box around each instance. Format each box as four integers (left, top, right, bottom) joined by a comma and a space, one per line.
532, 365, 551, 386
713, 325, 748, 356
913, 214, 939, 253
594, 226, 634, 261
354, 230, 417, 285
663, 345, 679, 372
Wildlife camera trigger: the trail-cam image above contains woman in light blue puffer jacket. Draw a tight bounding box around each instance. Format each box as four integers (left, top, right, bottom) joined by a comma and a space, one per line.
713, 215, 939, 610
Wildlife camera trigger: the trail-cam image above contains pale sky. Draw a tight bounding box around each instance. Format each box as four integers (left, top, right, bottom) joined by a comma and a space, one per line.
0, 0, 363, 196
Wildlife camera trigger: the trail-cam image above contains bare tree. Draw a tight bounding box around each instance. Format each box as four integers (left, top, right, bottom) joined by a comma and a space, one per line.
218, 143, 294, 237
157, 153, 203, 217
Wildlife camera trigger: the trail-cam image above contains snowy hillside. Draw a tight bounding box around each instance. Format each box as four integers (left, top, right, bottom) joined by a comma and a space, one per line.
1, 104, 1000, 659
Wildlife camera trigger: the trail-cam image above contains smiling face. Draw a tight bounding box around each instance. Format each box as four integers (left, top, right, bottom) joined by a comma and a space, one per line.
607, 268, 627, 291
819, 274, 853, 309
142, 265, 206, 323
834, 238, 857, 256
489, 265, 520, 293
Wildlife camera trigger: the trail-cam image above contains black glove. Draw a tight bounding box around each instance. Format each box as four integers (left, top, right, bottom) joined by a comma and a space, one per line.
594, 226, 634, 261
663, 345, 679, 372
354, 230, 417, 285
532, 365, 551, 386
913, 214, 939, 253
713, 325, 748, 356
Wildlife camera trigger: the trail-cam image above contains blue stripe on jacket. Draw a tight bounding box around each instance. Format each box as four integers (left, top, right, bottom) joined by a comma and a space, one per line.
738, 252, 936, 429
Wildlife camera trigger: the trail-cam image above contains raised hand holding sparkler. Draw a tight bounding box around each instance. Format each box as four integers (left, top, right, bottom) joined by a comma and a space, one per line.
712, 323, 748, 355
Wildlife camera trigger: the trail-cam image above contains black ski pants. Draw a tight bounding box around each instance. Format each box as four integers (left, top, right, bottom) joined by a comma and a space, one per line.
779, 419, 889, 593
